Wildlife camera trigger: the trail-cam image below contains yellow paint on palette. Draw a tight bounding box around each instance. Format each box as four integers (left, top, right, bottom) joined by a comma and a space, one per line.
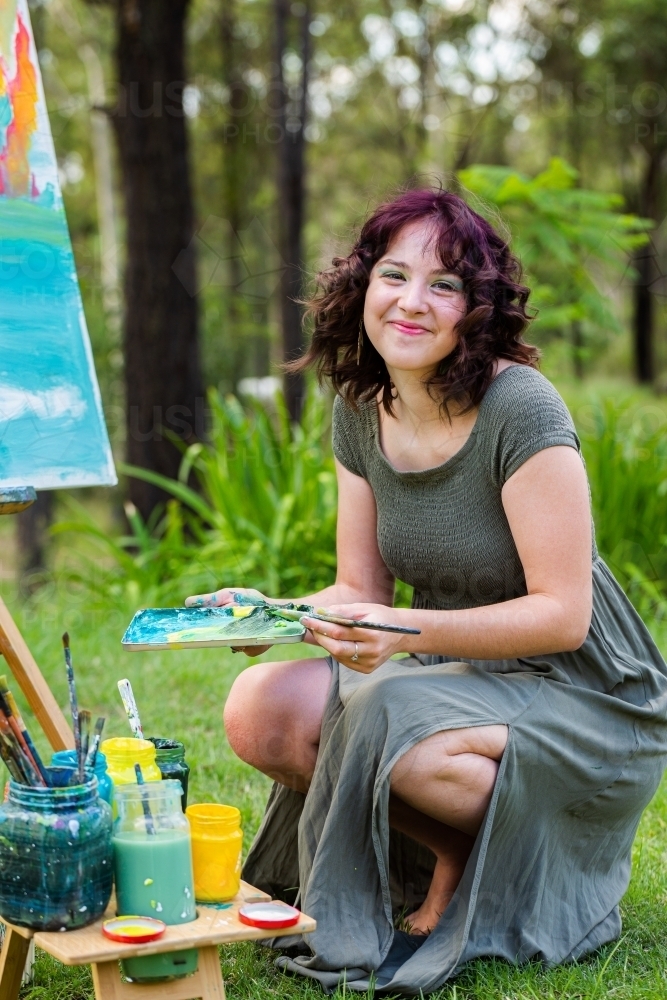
166, 625, 242, 644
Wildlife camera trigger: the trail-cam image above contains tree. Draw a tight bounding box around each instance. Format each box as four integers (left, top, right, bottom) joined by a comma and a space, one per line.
273, 0, 312, 422
460, 158, 651, 376
525, 0, 667, 383
111, 0, 204, 521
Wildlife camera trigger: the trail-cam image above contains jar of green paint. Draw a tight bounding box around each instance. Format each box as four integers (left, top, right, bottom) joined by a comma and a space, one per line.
113, 779, 197, 981
147, 737, 190, 810
0, 773, 113, 930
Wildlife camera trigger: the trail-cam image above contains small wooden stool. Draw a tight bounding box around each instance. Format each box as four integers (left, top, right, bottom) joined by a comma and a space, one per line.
0, 881, 315, 1000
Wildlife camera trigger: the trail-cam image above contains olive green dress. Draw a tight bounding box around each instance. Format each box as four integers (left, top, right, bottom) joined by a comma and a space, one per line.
242, 366, 667, 995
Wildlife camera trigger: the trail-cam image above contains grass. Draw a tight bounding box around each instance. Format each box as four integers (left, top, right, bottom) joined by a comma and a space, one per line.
3, 588, 667, 1000
6, 377, 667, 998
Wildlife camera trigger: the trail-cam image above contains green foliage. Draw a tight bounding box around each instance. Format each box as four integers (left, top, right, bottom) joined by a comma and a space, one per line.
459, 159, 652, 372
52, 389, 338, 607
574, 394, 667, 633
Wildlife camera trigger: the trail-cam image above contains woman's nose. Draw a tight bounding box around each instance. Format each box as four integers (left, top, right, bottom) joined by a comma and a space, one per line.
397, 278, 428, 314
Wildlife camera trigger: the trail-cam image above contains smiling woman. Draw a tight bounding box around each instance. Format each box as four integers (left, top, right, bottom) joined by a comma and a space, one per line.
191, 189, 667, 995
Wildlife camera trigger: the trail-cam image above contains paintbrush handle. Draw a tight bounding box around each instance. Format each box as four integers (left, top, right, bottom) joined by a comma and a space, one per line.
118, 680, 144, 739
134, 764, 156, 835
308, 612, 422, 635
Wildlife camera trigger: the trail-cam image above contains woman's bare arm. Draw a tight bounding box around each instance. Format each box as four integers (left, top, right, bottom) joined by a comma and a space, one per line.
305, 446, 594, 669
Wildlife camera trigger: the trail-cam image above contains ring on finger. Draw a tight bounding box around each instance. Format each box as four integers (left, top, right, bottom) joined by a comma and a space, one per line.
351, 641, 359, 663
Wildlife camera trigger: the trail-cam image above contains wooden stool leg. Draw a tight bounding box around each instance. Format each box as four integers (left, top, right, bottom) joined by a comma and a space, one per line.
0, 928, 32, 1000
197, 946, 225, 1000
91, 947, 225, 1000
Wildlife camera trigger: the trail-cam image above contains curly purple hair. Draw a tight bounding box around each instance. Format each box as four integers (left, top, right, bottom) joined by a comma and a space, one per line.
292, 188, 539, 414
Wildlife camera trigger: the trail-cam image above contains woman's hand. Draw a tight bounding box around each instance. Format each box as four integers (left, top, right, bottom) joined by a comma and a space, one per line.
184, 587, 272, 656
185, 587, 267, 609
301, 604, 405, 673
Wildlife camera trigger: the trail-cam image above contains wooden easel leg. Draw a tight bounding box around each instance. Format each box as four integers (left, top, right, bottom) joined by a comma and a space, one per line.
0, 927, 32, 1000
0, 597, 73, 751
91, 947, 225, 1000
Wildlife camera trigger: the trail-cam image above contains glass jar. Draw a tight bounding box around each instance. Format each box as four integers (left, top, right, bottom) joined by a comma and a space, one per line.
51, 750, 113, 805
147, 738, 190, 811
113, 779, 197, 981
0, 774, 113, 930
186, 804, 243, 902
101, 738, 162, 787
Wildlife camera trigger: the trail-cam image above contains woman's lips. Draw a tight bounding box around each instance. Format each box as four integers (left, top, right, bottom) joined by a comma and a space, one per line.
389, 320, 430, 335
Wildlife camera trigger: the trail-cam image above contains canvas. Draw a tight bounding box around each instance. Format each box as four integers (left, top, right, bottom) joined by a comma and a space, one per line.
0, 0, 116, 490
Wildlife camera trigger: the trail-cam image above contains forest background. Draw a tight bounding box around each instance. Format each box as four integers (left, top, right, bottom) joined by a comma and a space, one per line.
3, 2, 667, 998
7, 0, 667, 598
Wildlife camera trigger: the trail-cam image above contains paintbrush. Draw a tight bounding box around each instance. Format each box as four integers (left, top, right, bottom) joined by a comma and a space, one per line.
0, 715, 32, 785
0, 677, 49, 786
62, 633, 82, 781
0, 692, 44, 786
0, 734, 25, 783
134, 763, 155, 835
79, 710, 91, 782
117, 679, 144, 739
86, 716, 105, 770
269, 607, 422, 635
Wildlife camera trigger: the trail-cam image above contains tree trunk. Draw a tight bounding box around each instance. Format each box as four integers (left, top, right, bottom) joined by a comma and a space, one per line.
16, 492, 54, 587
273, 0, 311, 421
633, 147, 660, 385
111, 0, 203, 521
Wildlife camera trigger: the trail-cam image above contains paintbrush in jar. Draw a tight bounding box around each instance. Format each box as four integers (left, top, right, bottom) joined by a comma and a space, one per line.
0, 714, 33, 785
0, 692, 45, 786
78, 710, 91, 782
0, 734, 25, 784
0, 677, 49, 786
134, 763, 155, 835
86, 717, 105, 770
62, 633, 81, 778
117, 679, 144, 738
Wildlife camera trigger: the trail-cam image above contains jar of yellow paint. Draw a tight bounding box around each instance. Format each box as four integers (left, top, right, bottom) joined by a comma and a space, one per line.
100, 738, 162, 792
186, 804, 243, 902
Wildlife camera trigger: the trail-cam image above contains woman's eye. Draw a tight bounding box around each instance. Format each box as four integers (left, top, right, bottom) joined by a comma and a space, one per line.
433, 279, 462, 293
380, 271, 405, 280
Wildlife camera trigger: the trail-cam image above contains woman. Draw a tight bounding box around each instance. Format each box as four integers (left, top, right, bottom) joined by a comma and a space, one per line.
187, 190, 667, 995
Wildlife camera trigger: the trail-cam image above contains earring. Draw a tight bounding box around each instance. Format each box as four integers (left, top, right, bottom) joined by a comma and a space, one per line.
357, 318, 364, 365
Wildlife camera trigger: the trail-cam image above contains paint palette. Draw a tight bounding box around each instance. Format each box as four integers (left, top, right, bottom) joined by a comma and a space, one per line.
121, 606, 306, 651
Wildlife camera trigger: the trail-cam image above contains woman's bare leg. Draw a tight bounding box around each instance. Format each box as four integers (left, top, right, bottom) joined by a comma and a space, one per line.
390, 724, 508, 933
223, 657, 331, 792
226, 667, 507, 933
389, 796, 474, 933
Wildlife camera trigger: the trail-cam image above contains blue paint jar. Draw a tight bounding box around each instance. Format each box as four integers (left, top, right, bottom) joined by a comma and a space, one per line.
50, 750, 113, 805
0, 772, 113, 930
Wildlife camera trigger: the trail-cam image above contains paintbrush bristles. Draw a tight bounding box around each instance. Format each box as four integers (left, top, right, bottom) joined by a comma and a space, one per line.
62, 632, 70, 649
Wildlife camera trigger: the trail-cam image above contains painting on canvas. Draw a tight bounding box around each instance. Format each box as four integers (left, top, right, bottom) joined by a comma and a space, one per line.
0, 0, 115, 489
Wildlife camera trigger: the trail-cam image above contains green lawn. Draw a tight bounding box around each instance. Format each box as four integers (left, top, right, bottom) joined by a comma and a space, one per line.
4, 590, 667, 1000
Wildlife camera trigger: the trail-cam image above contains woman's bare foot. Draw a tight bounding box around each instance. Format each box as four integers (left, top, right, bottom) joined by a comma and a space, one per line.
403, 853, 467, 935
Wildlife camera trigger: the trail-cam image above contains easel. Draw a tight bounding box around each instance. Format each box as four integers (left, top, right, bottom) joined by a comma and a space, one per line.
0, 488, 74, 751
0, 489, 316, 999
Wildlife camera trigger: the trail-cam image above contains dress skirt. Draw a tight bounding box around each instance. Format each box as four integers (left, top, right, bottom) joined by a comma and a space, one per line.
242, 562, 667, 995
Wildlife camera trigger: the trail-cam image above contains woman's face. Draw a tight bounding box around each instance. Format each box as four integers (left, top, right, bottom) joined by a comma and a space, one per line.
363, 221, 466, 378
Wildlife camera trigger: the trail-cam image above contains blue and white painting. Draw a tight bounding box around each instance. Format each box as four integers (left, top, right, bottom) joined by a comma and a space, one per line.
0, 0, 116, 489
